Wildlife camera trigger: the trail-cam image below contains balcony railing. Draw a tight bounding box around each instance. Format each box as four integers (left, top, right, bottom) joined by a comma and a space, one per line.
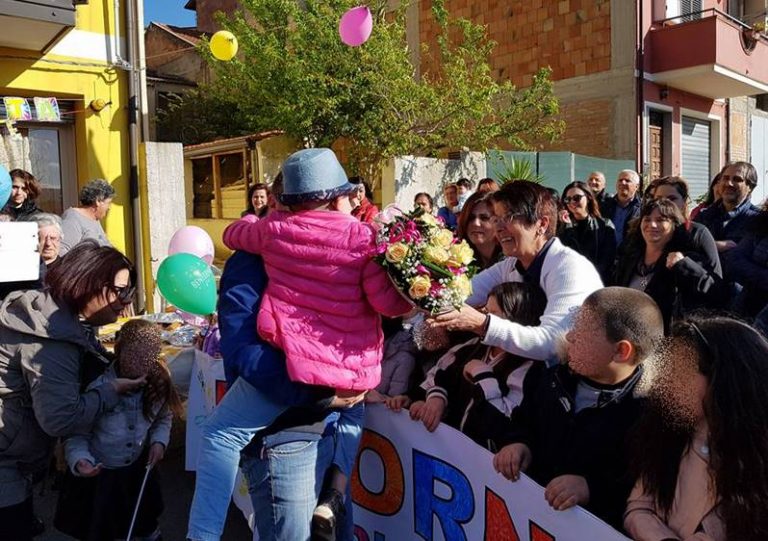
646, 8, 768, 99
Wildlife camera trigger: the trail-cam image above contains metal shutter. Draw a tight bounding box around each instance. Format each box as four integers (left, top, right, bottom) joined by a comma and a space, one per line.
681, 116, 711, 201
751, 115, 768, 205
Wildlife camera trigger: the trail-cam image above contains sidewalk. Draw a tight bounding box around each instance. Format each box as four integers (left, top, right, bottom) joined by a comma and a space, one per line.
34, 444, 252, 541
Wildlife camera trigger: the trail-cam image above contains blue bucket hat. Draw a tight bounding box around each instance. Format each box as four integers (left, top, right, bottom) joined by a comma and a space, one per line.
279, 148, 356, 206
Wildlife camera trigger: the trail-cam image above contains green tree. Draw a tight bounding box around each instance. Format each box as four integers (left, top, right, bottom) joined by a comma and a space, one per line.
161, 0, 563, 181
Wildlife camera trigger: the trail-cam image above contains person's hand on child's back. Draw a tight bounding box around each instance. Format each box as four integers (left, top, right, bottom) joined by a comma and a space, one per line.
147, 442, 166, 467
544, 475, 590, 511
493, 443, 532, 481
330, 389, 366, 409
384, 395, 411, 412
409, 397, 445, 432
76, 459, 102, 477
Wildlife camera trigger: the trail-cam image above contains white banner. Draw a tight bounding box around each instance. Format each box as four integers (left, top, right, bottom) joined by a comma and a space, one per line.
352, 405, 628, 541
188, 356, 628, 541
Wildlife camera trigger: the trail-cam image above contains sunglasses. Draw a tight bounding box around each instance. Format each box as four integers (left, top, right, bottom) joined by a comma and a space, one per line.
108, 284, 136, 304
563, 194, 586, 204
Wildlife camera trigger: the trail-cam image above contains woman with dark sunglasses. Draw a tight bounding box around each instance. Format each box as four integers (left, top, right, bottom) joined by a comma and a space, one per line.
557, 181, 617, 283
0, 241, 144, 540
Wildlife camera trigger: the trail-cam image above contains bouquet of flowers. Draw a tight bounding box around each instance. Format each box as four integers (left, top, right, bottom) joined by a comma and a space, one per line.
374, 207, 476, 315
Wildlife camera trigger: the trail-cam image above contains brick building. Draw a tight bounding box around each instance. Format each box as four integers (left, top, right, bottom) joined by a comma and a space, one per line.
410, 0, 768, 200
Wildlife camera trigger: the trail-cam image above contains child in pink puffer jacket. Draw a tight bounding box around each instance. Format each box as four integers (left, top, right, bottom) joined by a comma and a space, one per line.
223, 148, 411, 537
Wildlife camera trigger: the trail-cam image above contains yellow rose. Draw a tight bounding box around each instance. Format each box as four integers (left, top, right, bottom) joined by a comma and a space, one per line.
417, 213, 437, 226
452, 273, 472, 298
431, 229, 455, 250
450, 241, 475, 266
423, 245, 449, 265
408, 275, 432, 299
385, 243, 409, 264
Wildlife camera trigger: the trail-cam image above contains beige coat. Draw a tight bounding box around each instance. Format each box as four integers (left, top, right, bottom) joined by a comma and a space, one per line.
623, 439, 725, 541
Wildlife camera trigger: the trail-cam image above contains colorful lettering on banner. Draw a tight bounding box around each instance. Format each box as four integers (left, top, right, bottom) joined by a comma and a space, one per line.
351, 429, 405, 516
33, 97, 60, 121
3, 97, 32, 121
350, 406, 630, 541
413, 450, 474, 541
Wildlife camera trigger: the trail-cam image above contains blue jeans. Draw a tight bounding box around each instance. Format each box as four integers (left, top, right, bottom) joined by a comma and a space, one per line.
240, 431, 354, 541
187, 378, 364, 541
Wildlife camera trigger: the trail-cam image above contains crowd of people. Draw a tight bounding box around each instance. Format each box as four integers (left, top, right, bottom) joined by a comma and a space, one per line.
1, 156, 768, 541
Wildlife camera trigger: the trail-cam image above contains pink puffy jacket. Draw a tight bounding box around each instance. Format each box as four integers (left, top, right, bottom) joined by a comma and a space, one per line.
223, 211, 412, 391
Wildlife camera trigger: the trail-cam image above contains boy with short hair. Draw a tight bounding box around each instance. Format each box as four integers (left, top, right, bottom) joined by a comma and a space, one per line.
493, 287, 664, 529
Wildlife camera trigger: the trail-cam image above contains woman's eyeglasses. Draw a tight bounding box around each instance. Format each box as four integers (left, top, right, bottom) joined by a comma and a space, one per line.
563, 194, 585, 204
490, 211, 523, 227
108, 284, 136, 304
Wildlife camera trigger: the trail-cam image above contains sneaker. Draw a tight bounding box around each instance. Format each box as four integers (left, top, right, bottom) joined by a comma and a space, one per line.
311, 488, 345, 541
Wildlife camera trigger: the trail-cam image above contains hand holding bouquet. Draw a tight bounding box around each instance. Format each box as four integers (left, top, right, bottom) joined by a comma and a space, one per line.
374, 207, 476, 315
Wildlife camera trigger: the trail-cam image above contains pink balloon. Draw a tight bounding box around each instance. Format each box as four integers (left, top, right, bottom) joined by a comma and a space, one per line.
168, 226, 215, 265
339, 6, 373, 47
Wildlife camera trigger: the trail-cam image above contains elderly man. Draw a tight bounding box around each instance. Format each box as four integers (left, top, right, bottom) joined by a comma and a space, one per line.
587, 171, 610, 215
60, 179, 114, 255
601, 170, 642, 244
0, 213, 63, 300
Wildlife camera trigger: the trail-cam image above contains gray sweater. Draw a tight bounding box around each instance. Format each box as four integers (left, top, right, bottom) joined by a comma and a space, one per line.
59, 207, 111, 256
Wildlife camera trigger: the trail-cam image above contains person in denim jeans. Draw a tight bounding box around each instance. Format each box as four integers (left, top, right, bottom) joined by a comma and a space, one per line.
239, 409, 354, 541
187, 248, 361, 541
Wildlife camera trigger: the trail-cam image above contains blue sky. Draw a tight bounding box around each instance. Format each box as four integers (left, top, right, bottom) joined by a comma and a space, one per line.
144, 1, 196, 27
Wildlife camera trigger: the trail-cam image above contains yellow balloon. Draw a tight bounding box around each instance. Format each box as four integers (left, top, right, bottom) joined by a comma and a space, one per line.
210, 30, 238, 61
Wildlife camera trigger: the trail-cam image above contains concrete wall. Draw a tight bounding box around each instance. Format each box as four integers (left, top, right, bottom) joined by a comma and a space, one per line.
141, 142, 187, 312
381, 152, 487, 211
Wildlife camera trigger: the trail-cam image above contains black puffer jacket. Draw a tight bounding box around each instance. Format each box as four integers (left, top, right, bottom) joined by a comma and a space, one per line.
2, 199, 43, 221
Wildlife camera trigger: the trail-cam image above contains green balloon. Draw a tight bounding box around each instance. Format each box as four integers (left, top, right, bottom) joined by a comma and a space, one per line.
157, 253, 217, 316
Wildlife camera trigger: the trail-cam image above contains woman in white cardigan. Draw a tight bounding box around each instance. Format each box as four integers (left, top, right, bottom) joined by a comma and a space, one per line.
433, 181, 603, 362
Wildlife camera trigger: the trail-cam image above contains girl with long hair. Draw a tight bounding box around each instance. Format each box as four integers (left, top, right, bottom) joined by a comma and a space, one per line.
625, 315, 768, 541
394, 282, 547, 450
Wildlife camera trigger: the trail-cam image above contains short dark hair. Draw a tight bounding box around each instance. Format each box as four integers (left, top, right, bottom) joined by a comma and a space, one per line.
640, 197, 685, 226
647, 176, 689, 201
45, 240, 136, 313
584, 287, 664, 362
10, 169, 40, 200
725, 161, 758, 190
414, 192, 434, 209
245, 182, 270, 216
477, 178, 499, 192
491, 180, 558, 238
490, 282, 546, 327
456, 178, 473, 189
349, 176, 373, 200
563, 180, 601, 218
79, 179, 116, 206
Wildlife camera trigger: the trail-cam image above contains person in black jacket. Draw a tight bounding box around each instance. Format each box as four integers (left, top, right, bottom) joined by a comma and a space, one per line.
403, 282, 547, 450
558, 180, 616, 283
1, 169, 43, 220
492, 287, 665, 530
613, 198, 722, 331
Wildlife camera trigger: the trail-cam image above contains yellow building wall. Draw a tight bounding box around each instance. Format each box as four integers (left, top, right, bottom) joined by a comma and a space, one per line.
0, 0, 134, 257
